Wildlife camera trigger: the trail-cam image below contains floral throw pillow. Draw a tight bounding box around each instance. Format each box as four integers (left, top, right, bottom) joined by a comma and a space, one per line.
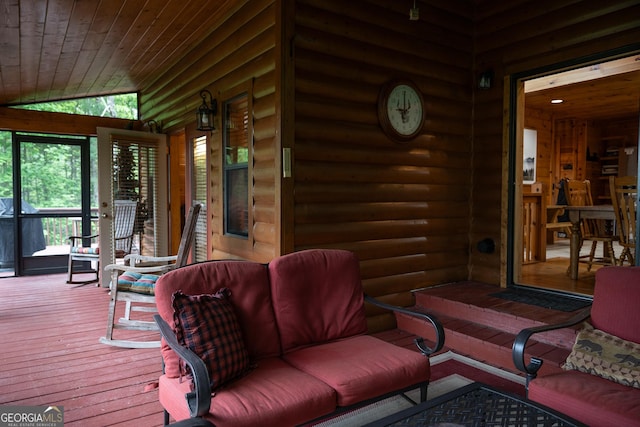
563, 322, 640, 389
172, 288, 250, 390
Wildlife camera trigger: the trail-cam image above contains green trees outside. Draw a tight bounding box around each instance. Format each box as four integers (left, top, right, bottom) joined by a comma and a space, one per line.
0, 134, 98, 210
1, 93, 136, 208
0, 132, 10, 199
15, 93, 138, 119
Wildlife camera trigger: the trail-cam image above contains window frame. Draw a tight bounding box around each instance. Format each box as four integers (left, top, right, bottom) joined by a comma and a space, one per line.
217, 80, 254, 256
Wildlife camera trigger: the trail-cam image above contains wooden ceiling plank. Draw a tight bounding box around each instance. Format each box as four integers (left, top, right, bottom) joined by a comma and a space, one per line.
78, 0, 147, 96
0, 0, 20, 103
526, 69, 640, 120
68, 0, 124, 96
135, 0, 246, 91
114, 0, 238, 93
96, 0, 177, 92
19, 1, 47, 103
525, 55, 640, 93
118, 0, 215, 87
51, 0, 101, 100
38, 0, 75, 102
0, 0, 20, 66
0, 66, 22, 104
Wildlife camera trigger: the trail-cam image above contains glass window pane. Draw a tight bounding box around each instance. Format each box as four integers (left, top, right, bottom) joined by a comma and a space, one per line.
223, 93, 249, 238
193, 135, 208, 261
225, 168, 248, 237
224, 95, 249, 166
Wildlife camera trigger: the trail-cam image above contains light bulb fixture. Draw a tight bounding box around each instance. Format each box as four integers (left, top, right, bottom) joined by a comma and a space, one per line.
409, 0, 419, 20
144, 119, 162, 133
478, 69, 494, 89
196, 89, 217, 132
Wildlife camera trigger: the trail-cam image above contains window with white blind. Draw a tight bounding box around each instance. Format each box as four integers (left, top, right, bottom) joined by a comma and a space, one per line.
111, 140, 158, 256
223, 92, 250, 238
192, 135, 208, 262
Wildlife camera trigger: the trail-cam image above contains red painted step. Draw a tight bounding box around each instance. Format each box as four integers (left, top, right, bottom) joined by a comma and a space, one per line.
391, 283, 585, 377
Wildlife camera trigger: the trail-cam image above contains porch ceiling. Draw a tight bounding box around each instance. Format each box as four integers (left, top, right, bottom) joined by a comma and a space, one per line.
524, 55, 640, 121
0, 0, 235, 106
0, 1, 638, 123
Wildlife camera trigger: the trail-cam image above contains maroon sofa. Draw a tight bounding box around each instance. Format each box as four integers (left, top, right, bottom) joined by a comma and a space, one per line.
513, 266, 640, 427
153, 249, 444, 427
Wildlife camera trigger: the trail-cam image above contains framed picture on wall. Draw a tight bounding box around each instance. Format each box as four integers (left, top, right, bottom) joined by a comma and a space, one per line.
523, 128, 537, 184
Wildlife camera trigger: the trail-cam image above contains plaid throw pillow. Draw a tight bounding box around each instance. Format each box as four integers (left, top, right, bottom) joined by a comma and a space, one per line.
172, 288, 250, 390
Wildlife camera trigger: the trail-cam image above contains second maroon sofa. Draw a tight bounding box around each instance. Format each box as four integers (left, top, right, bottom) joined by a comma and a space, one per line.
513, 266, 640, 427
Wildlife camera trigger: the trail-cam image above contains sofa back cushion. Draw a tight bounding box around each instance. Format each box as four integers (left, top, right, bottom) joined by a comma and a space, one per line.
268, 249, 367, 353
155, 260, 280, 378
592, 266, 640, 343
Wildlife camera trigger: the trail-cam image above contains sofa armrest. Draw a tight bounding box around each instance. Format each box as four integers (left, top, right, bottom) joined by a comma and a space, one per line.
512, 307, 591, 385
154, 314, 211, 418
364, 294, 445, 356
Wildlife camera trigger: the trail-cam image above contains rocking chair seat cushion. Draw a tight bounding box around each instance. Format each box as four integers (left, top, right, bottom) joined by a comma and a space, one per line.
172, 288, 251, 390
71, 246, 99, 254
117, 271, 159, 295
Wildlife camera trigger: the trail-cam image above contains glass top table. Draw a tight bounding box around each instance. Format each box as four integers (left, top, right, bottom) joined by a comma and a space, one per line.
365, 382, 586, 427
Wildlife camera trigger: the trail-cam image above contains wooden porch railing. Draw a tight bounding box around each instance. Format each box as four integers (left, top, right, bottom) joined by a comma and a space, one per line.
39, 217, 99, 246
32, 208, 99, 247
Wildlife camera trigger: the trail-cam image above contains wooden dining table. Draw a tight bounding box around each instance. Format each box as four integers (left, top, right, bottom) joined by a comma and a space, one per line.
564, 205, 616, 279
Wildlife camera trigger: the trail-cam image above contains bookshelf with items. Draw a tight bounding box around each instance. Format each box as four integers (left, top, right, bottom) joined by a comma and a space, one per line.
598, 135, 631, 201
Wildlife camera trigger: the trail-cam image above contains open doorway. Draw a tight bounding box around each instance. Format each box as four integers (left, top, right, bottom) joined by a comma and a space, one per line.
0, 132, 97, 278
510, 52, 640, 296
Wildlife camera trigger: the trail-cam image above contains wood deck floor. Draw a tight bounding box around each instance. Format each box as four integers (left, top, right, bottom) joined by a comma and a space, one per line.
0, 273, 164, 427
0, 273, 578, 426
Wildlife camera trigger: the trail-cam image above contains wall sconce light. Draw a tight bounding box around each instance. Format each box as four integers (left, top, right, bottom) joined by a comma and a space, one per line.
478, 69, 494, 89
144, 119, 162, 133
409, 0, 419, 20
196, 89, 217, 131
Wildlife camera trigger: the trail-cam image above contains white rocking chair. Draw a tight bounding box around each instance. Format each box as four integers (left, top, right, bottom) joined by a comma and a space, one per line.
99, 203, 201, 348
67, 200, 137, 285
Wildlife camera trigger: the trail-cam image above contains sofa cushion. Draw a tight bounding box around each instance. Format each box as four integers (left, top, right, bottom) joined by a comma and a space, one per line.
563, 323, 640, 389
172, 288, 251, 390
529, 370, 640, 427
592, 267, 640, 343
268, 249, 367, 353
158, 357, 336, 427
155, 260, 280, 378
283, 334, 429, 406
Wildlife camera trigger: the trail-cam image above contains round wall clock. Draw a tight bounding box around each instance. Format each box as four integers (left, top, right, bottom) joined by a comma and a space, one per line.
377, 79, 425, 142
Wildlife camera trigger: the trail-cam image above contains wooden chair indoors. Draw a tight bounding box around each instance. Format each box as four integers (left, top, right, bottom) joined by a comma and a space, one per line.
67, 199, 138, 285
609, 175, 637, 266
565, 179, 617, 271
99, 203, 201, 348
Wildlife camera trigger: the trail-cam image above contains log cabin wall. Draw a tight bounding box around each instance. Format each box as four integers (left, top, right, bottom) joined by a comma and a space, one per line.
472, 0, 640, 286
135, 0, 639, 330
140, 0, 279, 263
524, 107, 553, 204
290, 0, 474, 331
